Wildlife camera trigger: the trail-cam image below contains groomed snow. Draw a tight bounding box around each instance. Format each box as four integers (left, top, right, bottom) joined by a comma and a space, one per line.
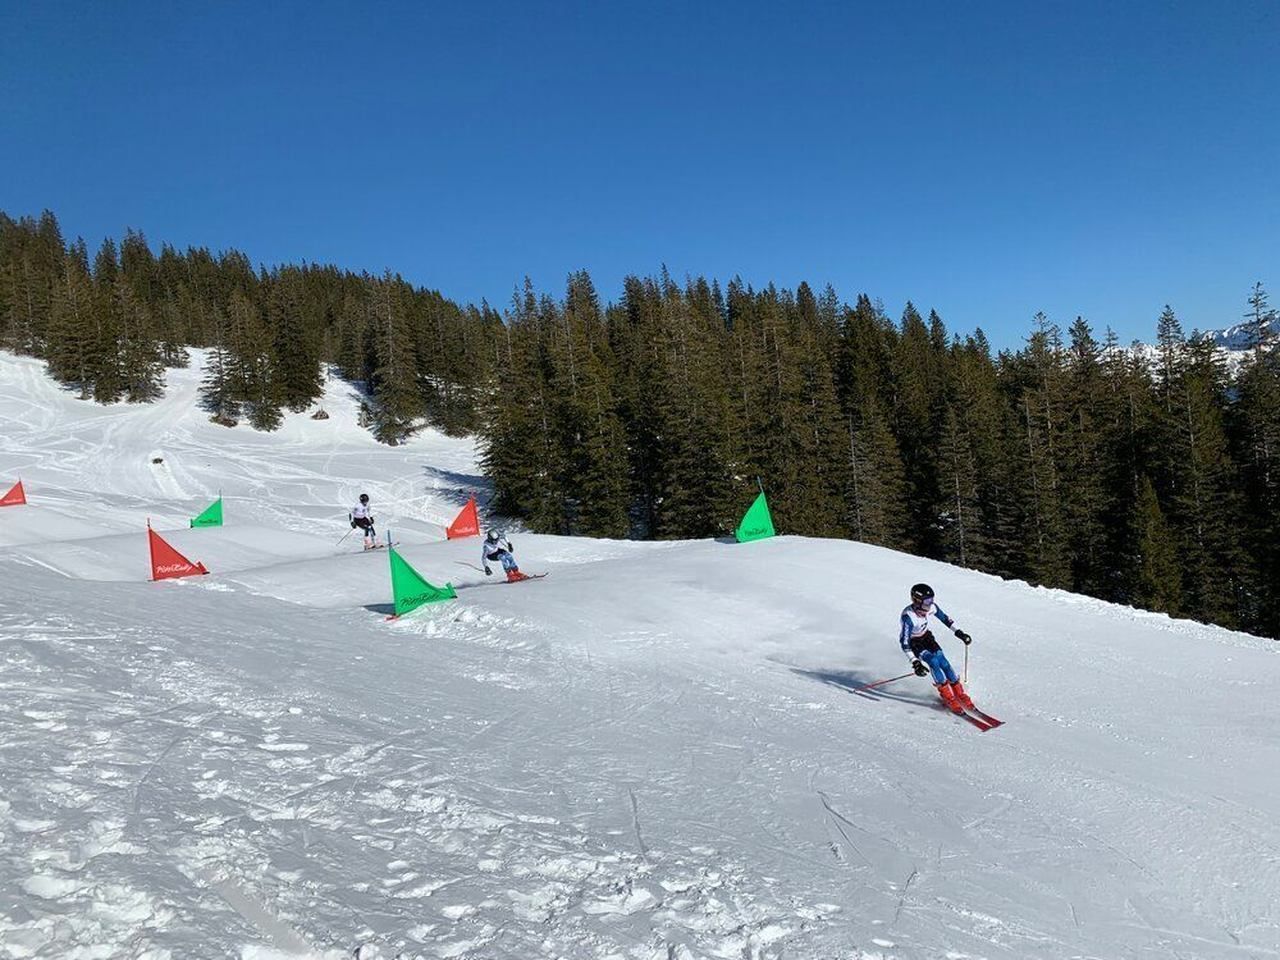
1, 350, 1277, 959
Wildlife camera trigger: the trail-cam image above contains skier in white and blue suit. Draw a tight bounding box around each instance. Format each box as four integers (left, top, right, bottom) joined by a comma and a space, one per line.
900, 583, 974, 713
482, 529, 528, 582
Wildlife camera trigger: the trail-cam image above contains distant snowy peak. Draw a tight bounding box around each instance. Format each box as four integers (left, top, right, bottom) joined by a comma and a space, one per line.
1202, 314, 1280, 353
1126, 314, 1279, 371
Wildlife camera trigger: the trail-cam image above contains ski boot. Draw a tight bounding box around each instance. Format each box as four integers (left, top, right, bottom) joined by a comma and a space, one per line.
506, 568, 529, 583
950, 680, 975, 710
936, 682, 964, 713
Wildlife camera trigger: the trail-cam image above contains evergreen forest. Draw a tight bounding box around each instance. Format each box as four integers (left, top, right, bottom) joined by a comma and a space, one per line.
3, 209, 1277, 638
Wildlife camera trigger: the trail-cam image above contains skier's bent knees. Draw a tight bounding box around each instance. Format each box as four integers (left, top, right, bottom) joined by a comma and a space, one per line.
920, 648, 958, 685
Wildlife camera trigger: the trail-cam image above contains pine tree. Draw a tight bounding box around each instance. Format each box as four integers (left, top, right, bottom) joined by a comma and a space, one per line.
1233, 285, 1280, 623
612, 275, 667, 536
45, 239, 95, 396
650, 276, 742, 538
936, 404, 980, 566
836, 294, 895, 417
1166, 335, 1245, 625
1244, 282, 1277, 360
336, 287, 376, 384
552, 271, 629, 537
114, 276, 164, 402
891, 302, 940, 554
0, 214, 15, 346
725, 277, 772, 508
268, 268, 324, 412
1061, 316, 1112, 594
756, 285, 846, 536
88, 238, 126, 403
846, 397, 908, 548
155, 243, 191, 364
200, 302, 240, 424
225, 287, 280, 430
1155, 305, 1184, 413
1099, 327, 1159, 602
1, 212, 64, 354
947, 334, 1016, 573
1011, 315, 1071, 586
481, 280, 570, 531
369, 272, 422, 443
1130, 475, 1182, 614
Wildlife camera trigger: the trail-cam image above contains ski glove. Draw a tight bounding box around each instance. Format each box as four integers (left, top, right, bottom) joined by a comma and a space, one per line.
955, 629, 972, 645
911, 658, 929, 677
484, 566, 492, 576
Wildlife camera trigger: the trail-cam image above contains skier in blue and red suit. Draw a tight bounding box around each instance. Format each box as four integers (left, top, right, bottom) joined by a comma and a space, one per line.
900, 582, 974, 713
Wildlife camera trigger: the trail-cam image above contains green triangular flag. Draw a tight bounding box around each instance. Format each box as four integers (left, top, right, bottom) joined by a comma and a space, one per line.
190, 496, 223, 528
735, 491, 775, 543
389, 544, 456, 617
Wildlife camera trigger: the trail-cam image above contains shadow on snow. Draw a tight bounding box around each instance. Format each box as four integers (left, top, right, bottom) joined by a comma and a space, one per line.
791, 666, 942, 710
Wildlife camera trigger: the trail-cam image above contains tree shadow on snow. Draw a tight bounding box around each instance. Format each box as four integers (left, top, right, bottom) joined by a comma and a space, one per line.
791, 667, 941, 711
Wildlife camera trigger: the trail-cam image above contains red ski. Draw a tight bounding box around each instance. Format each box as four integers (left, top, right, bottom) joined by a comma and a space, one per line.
499, 572, 547, 584
964, 705, 1003, 729
953, 709, 994, 731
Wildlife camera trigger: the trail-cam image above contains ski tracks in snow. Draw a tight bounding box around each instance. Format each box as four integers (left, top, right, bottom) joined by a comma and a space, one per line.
0, 594, 834, 959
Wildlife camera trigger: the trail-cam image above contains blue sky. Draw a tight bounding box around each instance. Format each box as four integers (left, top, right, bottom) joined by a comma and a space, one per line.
2, 0, 1277, 347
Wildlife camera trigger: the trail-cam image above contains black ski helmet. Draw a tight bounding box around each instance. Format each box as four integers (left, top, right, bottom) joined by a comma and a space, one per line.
359, 493, 369, 504
486, 529, 499, 542
910, 582, 935, 605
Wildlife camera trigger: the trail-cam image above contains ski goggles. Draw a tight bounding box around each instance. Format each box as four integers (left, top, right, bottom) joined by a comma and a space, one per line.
914, 596, 934, 608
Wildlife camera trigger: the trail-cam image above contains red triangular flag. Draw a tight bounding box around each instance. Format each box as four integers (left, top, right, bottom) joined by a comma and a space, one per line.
445, 496, 480, 539
0, 480, 26, 507
148, 525, 208, 580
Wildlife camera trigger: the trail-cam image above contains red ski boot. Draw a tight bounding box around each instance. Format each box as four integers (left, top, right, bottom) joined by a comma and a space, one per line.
936, 683, 964, 713
506, 569, 529, 583
950, 680, 975, 710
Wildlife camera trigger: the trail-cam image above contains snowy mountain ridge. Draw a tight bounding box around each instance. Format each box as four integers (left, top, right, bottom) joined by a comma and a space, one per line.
1, 349, 1278, 960
1126, 312, 1279, 369
1200, 313, 1280, 354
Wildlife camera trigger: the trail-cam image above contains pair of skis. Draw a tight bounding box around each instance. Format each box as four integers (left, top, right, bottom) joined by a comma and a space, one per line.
953, 702, 1003, 732
851, 675, 1004, 731
494, 572, 548, 585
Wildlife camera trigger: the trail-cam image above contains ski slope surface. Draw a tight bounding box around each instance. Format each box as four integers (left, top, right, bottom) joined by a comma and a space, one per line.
1, 350, 1278, 960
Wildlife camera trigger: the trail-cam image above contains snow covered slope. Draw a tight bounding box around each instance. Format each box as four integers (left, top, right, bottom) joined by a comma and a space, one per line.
1, 351, 1278, 960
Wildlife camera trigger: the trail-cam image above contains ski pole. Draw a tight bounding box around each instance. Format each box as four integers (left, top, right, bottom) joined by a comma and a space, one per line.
336, 527, 355, 547
855, 671, 915, 693
963, 643, 969, 685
